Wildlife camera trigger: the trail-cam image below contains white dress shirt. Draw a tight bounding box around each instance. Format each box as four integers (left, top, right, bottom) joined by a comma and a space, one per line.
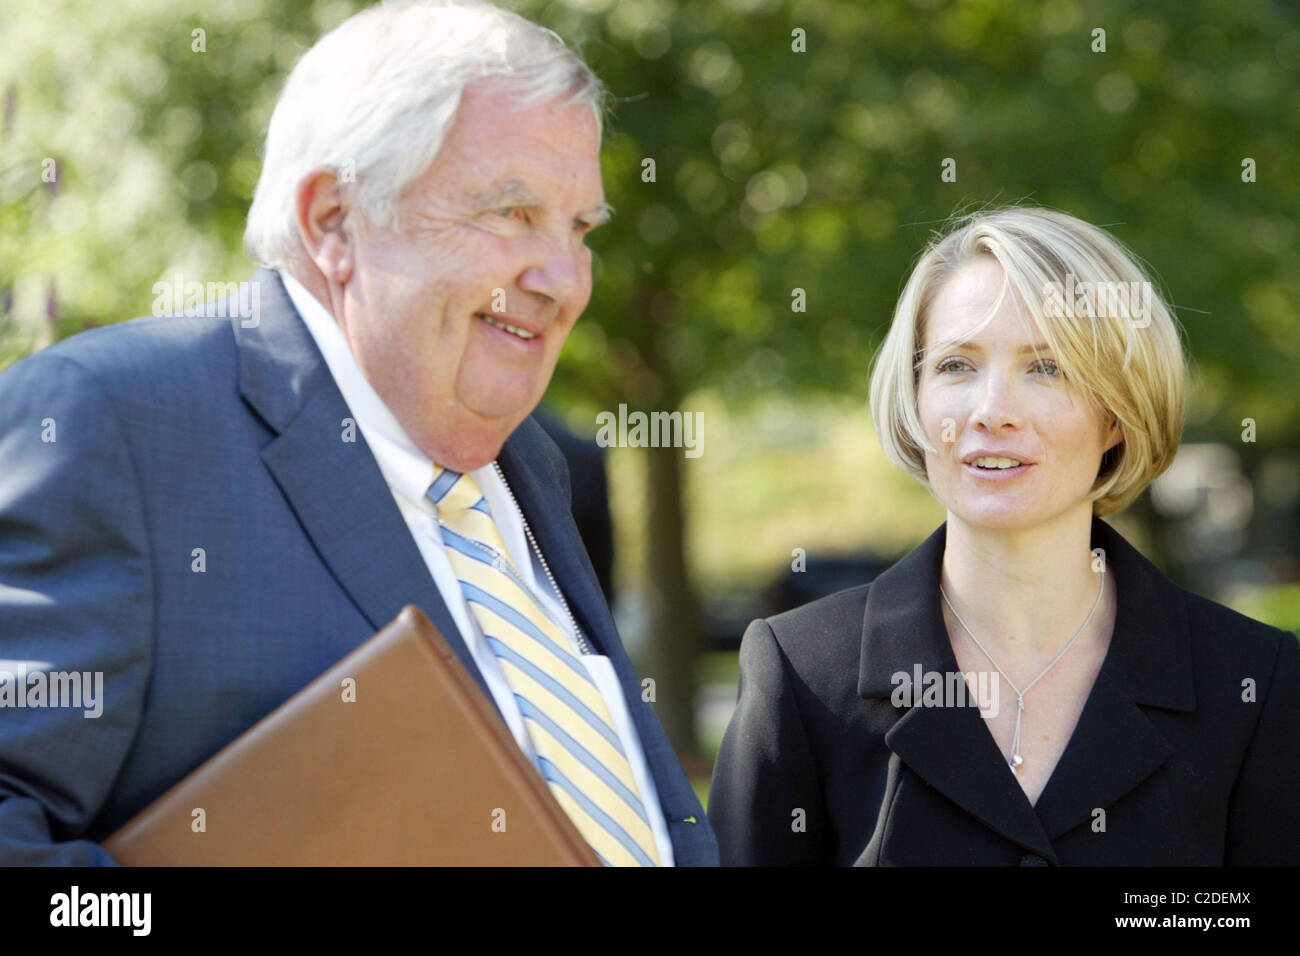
279, 270, 674, 865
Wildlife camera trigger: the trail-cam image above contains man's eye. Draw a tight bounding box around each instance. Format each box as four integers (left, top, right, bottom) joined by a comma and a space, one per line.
491, 207, 530, 224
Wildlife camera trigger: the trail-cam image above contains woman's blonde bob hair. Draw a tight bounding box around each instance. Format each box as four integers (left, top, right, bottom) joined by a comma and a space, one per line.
868, 205, 1188, 517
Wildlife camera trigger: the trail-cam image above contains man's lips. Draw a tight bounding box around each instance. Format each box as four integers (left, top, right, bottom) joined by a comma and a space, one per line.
474, 312, 543, 342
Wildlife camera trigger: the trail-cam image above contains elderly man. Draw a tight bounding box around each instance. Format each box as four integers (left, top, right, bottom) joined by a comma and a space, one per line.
0, 0, 717, 866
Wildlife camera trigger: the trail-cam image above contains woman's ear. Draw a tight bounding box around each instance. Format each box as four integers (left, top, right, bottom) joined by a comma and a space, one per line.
1104, 416, 1122, 453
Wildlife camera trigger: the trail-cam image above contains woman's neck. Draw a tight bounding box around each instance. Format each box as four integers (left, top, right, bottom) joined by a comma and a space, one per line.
940, 507, 1109, 661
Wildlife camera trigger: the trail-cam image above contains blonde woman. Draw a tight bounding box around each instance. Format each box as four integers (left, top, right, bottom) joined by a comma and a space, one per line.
709, 206, 1299, 866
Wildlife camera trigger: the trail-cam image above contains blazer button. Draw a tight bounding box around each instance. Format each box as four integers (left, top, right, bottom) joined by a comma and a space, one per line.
1019, 854, 1050, 866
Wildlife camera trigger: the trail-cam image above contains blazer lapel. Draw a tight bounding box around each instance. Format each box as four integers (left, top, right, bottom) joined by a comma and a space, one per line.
857, 517, 1196, 859
230, 269, 492, 701
857, 524, 1057, 859
1032, 517, 1194, 840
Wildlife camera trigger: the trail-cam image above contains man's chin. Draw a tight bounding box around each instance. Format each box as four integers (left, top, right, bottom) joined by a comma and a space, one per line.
403, 400, 522, 472
458, 383, 542, 425
424, 431, 512, 473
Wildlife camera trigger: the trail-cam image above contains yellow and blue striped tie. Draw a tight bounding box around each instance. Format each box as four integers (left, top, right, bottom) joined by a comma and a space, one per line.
427, 466, 660, 867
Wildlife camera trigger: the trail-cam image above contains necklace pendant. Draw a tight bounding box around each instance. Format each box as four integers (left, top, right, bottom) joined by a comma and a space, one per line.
1011, 753, 1024, 771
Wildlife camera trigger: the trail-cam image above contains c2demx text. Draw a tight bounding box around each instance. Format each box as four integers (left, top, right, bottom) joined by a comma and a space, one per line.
890, 665, 1000, 716
50, 886, 151, 936
0, 663, 103, 718
594, 404, 703, 458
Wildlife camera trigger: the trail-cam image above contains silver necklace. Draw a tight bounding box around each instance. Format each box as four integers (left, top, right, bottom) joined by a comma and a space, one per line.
939, 562, 1105, 773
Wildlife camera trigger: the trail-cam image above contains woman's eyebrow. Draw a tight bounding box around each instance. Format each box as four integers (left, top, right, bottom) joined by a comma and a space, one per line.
944, 340, 1052, 353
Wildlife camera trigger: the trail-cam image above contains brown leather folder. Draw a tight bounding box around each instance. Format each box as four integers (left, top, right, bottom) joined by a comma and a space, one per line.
103, 605, 600, 866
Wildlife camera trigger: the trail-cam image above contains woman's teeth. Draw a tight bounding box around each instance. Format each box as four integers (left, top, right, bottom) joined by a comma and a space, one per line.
972, 457, 1024, 469
476, 313, 536, 340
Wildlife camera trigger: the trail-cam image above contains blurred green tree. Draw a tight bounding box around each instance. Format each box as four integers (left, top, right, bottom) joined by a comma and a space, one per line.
2, 0, 1296, 755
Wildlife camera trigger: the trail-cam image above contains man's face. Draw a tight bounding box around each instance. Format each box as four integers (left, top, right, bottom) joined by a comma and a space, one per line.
336, 80, 606, 470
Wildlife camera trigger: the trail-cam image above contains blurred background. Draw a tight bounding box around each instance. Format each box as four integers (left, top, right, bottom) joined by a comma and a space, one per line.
3, 0, 1298, 801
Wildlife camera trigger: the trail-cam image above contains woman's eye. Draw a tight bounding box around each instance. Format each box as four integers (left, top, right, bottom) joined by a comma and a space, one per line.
494, 207, 523, 221
935, 357, 1059, 376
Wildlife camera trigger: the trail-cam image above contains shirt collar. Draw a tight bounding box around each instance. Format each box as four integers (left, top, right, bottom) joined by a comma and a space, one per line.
277, 269, 438, 508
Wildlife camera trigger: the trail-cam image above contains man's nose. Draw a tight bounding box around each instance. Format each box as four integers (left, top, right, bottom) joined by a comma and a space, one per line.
517, 233, 588, 309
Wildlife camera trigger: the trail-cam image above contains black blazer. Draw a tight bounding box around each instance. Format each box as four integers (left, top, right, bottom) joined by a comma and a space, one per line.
709, 516, 1300, 865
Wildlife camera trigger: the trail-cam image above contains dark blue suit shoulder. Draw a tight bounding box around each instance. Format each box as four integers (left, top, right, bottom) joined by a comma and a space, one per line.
32, 313, 233, 380
4, 314, 240, 422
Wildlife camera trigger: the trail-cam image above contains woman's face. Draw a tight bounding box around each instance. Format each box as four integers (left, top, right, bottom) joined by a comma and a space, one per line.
916, 256, 1121, 533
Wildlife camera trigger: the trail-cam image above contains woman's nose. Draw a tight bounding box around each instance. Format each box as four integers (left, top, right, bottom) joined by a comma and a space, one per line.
970, 369, 1025, 432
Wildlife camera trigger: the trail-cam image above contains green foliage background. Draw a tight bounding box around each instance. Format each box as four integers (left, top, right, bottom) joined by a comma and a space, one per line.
4, 0, 1297, 428
3, 0, 1297, 751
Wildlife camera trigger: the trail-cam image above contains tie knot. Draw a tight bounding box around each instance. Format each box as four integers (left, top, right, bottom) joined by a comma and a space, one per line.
427, 466, 487, 515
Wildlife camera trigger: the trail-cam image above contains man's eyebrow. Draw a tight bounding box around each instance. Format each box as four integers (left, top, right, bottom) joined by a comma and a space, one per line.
469, 180, 541, 209
581, 201, 614, 227
468, 182, 612, 227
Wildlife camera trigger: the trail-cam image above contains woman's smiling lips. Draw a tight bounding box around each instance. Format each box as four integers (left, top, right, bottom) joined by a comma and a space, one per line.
959, 449, 1037, 481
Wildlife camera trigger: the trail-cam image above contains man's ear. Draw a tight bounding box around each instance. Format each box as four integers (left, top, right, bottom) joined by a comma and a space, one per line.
295, 168, 354, 285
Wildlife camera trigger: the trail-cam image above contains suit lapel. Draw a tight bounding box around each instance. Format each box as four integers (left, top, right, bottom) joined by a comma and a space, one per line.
1032, 518, 1193, 840
857, 525, 1057, 858
858, 516, 1195, 858
496, 420, 615, 656
230, 269, 492, 701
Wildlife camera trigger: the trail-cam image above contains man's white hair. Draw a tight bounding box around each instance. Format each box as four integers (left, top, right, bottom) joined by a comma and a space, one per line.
243, 0, 605, 268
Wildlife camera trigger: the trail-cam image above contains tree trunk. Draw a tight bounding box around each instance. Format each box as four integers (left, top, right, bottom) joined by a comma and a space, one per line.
642, 441, 705, 764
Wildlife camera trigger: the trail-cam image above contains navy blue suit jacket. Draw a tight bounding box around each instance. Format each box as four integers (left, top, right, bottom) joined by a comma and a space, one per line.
0, 269, 717, 865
